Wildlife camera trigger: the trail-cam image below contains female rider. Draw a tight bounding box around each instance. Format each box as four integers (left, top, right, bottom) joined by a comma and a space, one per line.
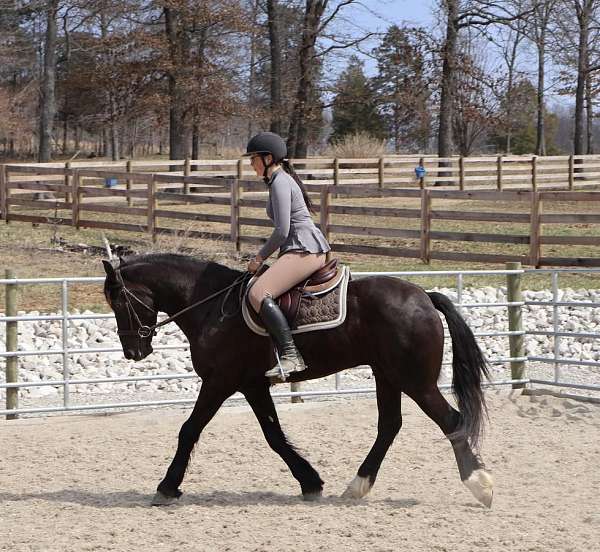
244, 132, 330, 379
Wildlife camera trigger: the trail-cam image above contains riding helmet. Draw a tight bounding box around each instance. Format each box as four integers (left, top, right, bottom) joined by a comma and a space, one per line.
243, 132, 287, 162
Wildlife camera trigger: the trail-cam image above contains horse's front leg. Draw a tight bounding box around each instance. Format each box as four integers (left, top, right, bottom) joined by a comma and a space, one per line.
152, 382, 234, 505
242, 384, 324, 500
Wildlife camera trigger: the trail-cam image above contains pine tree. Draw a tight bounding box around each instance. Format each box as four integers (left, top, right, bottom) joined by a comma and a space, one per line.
330, 56, 385, 143
371, 25, 434, 153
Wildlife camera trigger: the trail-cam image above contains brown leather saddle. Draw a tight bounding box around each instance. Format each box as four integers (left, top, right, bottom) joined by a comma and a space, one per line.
247, 258, 343, 328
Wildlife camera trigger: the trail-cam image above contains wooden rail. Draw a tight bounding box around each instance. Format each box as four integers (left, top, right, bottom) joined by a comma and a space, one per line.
3, 153, 600, 191
1, 163, 599, 267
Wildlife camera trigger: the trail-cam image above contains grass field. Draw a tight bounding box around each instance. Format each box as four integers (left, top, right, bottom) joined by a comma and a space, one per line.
1, 189, 599, 312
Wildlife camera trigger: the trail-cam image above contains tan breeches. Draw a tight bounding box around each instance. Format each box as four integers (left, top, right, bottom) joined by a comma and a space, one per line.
249, 251, 327, 312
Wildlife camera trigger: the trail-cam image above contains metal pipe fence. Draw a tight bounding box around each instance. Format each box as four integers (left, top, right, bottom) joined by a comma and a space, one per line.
1, 267, 599, 417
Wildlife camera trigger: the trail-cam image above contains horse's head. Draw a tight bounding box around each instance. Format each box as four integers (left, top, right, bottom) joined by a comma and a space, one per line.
103, 259, 157, 361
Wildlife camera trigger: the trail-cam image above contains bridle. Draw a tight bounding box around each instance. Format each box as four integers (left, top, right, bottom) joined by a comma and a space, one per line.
109, 266, 251, 342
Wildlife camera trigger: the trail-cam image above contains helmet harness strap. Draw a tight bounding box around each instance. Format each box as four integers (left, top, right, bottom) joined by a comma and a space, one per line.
261, 153, 275, 184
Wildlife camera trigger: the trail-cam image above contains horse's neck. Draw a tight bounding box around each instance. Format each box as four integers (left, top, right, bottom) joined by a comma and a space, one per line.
129, 259, 239, 332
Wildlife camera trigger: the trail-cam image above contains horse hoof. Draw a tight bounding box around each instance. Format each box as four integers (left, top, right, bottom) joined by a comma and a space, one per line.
463, 469, 494, 508
342, 475, 372, 499
151, 491, 180, 506
302, 490, 322, 502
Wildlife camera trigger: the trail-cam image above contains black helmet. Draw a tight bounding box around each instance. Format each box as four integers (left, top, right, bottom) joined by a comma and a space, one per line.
243, 132, 287, 162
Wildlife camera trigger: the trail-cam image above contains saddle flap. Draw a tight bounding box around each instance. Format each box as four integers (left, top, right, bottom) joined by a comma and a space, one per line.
243, 264, 350, 334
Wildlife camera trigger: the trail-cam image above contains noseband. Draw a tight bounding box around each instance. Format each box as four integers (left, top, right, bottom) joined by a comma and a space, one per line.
111, 268, 158, 341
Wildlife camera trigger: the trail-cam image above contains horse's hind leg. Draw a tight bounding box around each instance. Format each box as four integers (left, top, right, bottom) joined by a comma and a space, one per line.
243, 384, 324, 500
342, 372, 402, 499
153, 382, 234, 506
406, 386, 493, 508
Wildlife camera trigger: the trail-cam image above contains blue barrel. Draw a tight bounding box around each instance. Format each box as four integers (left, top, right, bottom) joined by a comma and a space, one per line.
415, 166, 426, 179
104, 177, 118, 188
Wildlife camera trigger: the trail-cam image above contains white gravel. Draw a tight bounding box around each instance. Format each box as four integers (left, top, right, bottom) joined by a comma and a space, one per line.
1, 287, 599, 407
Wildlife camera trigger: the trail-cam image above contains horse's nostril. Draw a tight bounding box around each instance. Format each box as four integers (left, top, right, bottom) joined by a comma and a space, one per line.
124, 348, 135, 360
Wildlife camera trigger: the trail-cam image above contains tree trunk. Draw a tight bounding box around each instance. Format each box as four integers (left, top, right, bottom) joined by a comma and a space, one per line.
586, 64, 594, 154
536, 33, 546, 156
62, 118, 68, 155
192, 122, 199, 160
574, 3, 590, 156
110, 94, 119, 161
438, 0, 459, 160
38, 0, 59, 162
165, 7, 189, 162
287, 1, 326, 159
129, 119, 137, 158
267, 0, 283, 136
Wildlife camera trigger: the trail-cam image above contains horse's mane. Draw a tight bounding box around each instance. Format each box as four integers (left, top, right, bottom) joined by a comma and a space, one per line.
115, 253, 242, 292
121, 252, 209, 271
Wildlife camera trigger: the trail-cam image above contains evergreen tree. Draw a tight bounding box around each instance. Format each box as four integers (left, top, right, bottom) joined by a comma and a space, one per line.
330, 56, 385, 143
489, 79, 560, 154
371, 25, 434, 153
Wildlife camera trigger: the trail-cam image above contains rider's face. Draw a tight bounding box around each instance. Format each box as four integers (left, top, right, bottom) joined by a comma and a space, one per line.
250, 154, 272, 177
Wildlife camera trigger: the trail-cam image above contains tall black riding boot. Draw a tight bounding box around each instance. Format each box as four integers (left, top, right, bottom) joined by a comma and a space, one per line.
259, 296, 306, 379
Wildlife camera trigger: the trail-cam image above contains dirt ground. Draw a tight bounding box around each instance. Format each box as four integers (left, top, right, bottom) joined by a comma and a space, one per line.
1, 390, 599, 552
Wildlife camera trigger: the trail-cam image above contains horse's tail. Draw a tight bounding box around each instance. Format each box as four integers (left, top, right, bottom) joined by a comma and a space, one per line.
427, 291, 490, 449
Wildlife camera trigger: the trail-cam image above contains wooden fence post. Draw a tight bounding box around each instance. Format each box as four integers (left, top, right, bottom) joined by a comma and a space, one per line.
506, 262, 526, 389
0, 164, 6, 221
5, 269, 19, 419
71, 171, 80, 229
230, 178, 240, 252
378, 157, 385, 188
126, 160, 133, 207
459, 156, 465, 190
237, 158, 244, 181
148, 175, 156, 243
420, 188, 431, 263
496, 156, 503, 190
320, 186, 331, 262
184, 156, 191, 195
333, 157, 340, 187
529, 191, 542, 267
568, 154, 574, 190
64, 161, 71, 203
531, 155, 538, 191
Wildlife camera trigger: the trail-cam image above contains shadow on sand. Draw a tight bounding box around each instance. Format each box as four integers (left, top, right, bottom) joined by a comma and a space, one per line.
0, 489, 420, 509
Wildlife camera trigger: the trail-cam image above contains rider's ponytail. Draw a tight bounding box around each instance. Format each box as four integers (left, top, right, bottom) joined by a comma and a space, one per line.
281, 159, 315, 214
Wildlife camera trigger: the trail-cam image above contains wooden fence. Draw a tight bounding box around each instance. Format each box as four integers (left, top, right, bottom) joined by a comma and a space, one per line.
1, 161, 599, 267
3, 153, 600, 190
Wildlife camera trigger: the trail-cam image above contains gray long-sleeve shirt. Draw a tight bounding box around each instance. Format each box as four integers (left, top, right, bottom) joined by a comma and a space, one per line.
258, 169, 330, 259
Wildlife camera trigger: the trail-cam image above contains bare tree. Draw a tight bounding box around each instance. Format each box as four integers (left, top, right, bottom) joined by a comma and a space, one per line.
267, 0, 283, 135
525, 0, 559, 155
436, 0, 536, 160
487, 5, 527, 153
452, 39, 502, 155
571, 0, 600, 155
39, 0, 59, 162
287, 0, 373, 158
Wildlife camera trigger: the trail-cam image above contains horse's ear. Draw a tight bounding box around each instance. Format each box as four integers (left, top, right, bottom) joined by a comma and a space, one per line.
102, 259, 119, 278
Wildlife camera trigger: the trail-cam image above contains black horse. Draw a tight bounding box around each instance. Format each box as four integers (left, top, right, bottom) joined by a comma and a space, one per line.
102, 253, 493, 507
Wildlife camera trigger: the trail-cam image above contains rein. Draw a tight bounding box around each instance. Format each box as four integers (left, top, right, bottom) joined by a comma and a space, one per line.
113, 268, 252, 339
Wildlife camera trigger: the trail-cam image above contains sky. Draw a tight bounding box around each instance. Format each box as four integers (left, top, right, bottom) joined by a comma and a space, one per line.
340, 0, 568, 108
341, 1, 438, 75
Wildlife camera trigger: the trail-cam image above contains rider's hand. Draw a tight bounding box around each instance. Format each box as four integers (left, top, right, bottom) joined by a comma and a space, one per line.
247, 255, 263, 274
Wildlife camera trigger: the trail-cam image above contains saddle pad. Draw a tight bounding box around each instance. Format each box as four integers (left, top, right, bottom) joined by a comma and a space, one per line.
242, 265, 351, 336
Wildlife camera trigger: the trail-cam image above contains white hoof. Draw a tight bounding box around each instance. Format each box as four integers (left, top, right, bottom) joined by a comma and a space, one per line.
342, 475, 372, 499
463, 469, 494, 508
151, 491, 180, 506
